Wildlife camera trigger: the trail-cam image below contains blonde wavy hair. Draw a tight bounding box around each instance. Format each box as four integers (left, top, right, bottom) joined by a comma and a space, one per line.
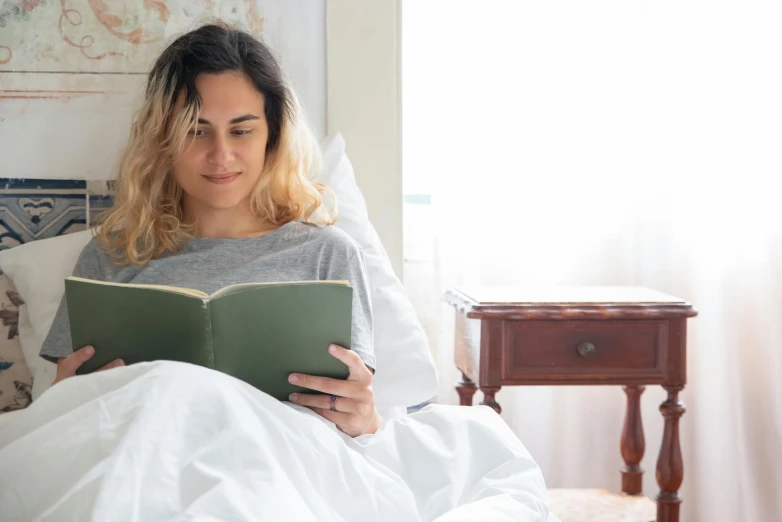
97, 23, 335, 265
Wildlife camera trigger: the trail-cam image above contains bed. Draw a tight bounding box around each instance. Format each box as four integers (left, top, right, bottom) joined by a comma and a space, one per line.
0, 135, 560, 521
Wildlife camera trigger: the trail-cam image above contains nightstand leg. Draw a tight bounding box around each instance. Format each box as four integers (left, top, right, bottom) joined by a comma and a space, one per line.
479, 387, 502, 414
456, 371, 477, 406
656, 385, 685, 522
621, 385, 645, 495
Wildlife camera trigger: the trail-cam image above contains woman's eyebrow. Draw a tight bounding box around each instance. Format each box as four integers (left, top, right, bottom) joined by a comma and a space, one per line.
196, 114, 261, 125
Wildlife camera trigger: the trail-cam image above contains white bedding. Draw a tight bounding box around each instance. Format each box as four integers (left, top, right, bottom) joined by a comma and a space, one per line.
0, 362, 558, 522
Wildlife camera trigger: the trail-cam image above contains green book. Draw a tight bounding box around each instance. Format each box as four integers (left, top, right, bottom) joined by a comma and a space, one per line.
64, 276, 352, 400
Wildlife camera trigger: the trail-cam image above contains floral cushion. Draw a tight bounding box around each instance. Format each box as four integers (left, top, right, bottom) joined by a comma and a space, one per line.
548, 489, 656, 522
0, 274, 33, 413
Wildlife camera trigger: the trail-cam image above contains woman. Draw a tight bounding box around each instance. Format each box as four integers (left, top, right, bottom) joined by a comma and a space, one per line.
40, 23, 382, 437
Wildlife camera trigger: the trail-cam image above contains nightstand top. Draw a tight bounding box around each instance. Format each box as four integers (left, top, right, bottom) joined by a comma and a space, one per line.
444, 286, 697, 320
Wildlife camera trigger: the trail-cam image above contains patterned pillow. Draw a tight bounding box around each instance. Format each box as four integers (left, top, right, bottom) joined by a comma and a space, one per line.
0, 274, 33, 413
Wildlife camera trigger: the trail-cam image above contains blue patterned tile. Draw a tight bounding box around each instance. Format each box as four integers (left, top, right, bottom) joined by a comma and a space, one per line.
0, 194, 87, 246
0, 178, 114, 251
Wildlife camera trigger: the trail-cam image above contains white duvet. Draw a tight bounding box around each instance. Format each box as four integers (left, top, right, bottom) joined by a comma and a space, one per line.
0, 362, 558, 522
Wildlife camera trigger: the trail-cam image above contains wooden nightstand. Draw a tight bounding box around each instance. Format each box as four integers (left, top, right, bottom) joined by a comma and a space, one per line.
443, 286, 697, 522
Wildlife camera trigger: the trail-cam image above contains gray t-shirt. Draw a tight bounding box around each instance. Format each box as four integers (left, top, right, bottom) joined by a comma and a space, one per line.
40, 221, 375, 369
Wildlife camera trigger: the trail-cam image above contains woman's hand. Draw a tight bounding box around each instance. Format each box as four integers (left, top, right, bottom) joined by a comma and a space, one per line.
288, 344, 383, 437
52, 345, 125, 386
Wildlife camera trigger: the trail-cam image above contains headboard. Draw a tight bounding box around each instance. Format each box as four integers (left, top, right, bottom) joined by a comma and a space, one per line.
0, 179, 114, 251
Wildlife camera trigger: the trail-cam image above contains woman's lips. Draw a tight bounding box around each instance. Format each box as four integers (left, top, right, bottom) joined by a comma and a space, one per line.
203, 172, 240, 184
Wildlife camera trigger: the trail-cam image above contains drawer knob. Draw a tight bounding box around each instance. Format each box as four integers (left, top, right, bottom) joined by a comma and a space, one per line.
577, 342, 596, 357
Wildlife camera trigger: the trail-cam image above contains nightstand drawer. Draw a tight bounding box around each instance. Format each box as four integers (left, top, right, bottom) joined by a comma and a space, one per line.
502, 320, 667, 383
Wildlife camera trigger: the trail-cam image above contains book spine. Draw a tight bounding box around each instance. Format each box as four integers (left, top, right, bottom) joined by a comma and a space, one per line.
203, 299, 215, 369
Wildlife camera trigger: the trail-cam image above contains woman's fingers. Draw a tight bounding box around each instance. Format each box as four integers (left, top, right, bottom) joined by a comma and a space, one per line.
98, 358, 125, 371
288, 345, 372, 397
288, 373, 356, 397
54, 346, 90, 385
60, 345, 95, 374
54, 346, 96, 384
53, 347, 125, 385
288, 392, 363, 414
327, 344, 372, 382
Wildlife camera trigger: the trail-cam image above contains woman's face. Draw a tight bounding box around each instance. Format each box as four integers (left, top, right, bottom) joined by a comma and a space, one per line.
171, 71, 269, 217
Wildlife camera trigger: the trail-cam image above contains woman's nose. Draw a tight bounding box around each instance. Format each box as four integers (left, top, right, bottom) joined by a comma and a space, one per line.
207, 134, 234, 166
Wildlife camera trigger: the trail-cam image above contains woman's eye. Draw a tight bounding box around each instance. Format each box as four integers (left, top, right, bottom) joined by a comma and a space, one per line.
233, 129, 252, 136
188, 128, 206, 137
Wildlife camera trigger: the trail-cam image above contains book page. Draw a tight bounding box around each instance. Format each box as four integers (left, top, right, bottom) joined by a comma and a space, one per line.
209, 280, 350, 300
66, 276, 208, 299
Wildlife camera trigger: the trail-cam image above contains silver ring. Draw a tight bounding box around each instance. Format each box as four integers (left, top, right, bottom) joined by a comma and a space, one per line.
330, 395, 337, 412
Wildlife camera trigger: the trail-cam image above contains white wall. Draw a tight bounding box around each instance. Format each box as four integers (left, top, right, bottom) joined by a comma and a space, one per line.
326, 0, 403, 279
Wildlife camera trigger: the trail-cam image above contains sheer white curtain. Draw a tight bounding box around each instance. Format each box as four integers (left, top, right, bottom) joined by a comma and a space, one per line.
402, 2, 782, 521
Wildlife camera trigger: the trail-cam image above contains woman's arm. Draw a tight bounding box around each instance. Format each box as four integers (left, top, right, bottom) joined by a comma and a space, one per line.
289, 235, 381, 436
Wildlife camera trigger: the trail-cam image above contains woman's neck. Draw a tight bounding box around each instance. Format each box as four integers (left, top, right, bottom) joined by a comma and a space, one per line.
184, 198, 279, 239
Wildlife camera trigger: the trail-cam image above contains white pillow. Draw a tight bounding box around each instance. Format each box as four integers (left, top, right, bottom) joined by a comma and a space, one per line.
0, 133, 438, 409
320, 133, 438, 409
18, 306, 57, 400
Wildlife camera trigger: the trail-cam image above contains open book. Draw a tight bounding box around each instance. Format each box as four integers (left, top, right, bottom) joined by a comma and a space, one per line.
64, 276, 353, 400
